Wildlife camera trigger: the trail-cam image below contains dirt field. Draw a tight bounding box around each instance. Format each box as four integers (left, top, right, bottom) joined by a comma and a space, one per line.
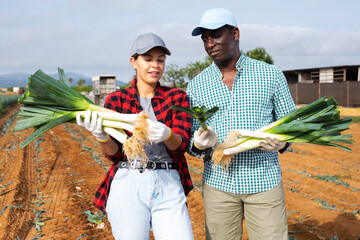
0, 105, 359, 240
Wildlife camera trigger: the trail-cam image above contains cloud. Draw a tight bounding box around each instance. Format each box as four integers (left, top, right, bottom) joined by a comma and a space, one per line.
136, 23, 208, 66
238, 24, 360, 69
0, 0, 359, 83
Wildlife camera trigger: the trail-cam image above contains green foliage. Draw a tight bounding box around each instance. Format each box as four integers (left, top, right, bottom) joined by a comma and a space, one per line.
81, 210, 105, 224
15, 68, 99, 148
71, 85, 92, 92
161, 64, 186, 88
317, 198, 338, 210
242, 47, 274, 64
314, 174, 354, 189
162, 56, 212, 89
170, 104, 219, 130
184, 55, 213, 81
161, 47, 274, 89
351, 116, 360, 124
77, 79, 86, 86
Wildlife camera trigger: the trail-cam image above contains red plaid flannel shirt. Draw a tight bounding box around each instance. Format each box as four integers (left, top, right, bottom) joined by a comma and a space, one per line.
93, 79, 194, 212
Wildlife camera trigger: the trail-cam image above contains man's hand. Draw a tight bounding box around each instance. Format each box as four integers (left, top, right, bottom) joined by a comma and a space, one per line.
194, 126, 218, 150
76, 109, 110, 142
146, 119, 172, 143
259, 137, 286, 152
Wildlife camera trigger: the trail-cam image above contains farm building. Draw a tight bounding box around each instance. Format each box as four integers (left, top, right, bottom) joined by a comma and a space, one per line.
283, 65, 360, 107
12, 87, 20, 93
283, 65, 360, 84
92, 75, 116, 106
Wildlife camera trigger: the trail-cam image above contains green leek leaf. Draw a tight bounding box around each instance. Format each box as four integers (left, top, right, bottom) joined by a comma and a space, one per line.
170, 104, 220, 130
20, 112, 76, 149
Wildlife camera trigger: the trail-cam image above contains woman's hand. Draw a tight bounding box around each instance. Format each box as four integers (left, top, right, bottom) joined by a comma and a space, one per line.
76, 109, 110, 142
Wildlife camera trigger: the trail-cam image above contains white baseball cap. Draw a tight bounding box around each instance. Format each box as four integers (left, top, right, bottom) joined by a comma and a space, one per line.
192, 8, 238, 36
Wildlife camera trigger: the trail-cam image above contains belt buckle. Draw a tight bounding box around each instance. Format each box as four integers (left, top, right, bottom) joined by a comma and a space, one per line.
150, 161, 156, 170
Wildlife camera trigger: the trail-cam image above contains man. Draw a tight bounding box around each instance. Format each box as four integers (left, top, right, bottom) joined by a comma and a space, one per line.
186, 7, 297, 240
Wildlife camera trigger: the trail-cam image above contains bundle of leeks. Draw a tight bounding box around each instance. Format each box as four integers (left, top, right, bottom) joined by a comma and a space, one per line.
14, 68, 149, 161
212, 97, 353, 169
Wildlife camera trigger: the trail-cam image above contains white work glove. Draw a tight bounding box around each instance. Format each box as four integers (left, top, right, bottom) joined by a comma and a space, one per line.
259, 137, 287, 152
194, 126, 218, 150
146, 119, 171, 143
76, 109, 110, 142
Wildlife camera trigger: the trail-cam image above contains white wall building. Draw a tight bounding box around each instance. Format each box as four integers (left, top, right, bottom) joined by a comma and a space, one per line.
92, 75, 116, 106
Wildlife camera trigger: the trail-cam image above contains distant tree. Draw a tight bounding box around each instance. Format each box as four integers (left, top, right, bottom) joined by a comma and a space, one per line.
72, 85, 92, 92
161, 56, 213, 89
243, 47, 274, 64
77, 79, 86, 86
68, 77, 73, 86
161, 64, 186, 88
162, 49, 274, 89
184, 55, 213, 80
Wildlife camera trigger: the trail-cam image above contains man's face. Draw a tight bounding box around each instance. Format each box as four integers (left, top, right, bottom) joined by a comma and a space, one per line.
201, 26, 239, 66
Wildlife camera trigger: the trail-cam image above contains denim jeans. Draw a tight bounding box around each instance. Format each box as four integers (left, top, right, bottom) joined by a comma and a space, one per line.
106, 168, 194, 240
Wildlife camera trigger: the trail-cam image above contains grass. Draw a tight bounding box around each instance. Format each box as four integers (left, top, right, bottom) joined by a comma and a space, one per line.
81, 210, 105, 224
351, 116, 360, 124
317, 198, 338, 210
71, 85, 92, 92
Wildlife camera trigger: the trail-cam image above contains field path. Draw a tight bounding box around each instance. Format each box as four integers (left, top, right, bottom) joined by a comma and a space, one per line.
0, 106, 359, 240
0, 106, 114, 239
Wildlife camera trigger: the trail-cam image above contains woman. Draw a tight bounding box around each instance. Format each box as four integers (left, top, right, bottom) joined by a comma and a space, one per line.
76, 33, 194, 240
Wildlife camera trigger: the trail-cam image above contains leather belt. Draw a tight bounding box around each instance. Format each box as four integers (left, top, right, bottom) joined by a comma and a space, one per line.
118, 160, 178, 171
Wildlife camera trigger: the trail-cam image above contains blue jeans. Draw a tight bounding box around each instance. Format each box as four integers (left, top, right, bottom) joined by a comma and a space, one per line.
106, 168, 194, 240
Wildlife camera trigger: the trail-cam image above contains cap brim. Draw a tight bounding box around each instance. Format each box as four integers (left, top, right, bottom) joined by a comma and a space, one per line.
191, 23, 227, 36
134, 45, 171, 56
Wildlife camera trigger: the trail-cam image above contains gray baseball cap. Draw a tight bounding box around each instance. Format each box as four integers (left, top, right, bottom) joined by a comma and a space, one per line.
131, 33, 171, 56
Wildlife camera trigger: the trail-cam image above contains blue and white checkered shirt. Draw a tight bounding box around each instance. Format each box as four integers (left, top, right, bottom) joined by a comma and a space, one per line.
186, 54, 297, 194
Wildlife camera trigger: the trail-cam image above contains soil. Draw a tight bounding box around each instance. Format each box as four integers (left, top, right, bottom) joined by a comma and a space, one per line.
0, 105, 359, 240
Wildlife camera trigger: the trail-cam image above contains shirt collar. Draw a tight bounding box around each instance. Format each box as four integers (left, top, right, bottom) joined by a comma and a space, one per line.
128, 79, 164, 101
236, 53, 246, 70
210, 53, 245, 79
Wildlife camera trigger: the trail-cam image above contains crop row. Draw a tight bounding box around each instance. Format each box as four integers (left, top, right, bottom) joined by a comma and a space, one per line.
0, 95, 19, 114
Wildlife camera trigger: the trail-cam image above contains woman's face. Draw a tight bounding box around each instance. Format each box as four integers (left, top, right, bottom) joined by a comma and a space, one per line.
131, 47, 166, 87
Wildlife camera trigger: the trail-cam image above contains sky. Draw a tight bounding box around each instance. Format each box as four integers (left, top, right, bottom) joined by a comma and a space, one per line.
1, 0, 360, 83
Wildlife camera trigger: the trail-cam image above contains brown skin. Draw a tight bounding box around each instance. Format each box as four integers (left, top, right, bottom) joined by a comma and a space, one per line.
201, 25, 240, 91
200, 25, 286, 151
99, 137, 119, 156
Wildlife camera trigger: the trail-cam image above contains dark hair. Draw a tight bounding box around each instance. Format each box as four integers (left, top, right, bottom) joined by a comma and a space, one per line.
132, 53, 139, 60
224, 24, 236, 33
